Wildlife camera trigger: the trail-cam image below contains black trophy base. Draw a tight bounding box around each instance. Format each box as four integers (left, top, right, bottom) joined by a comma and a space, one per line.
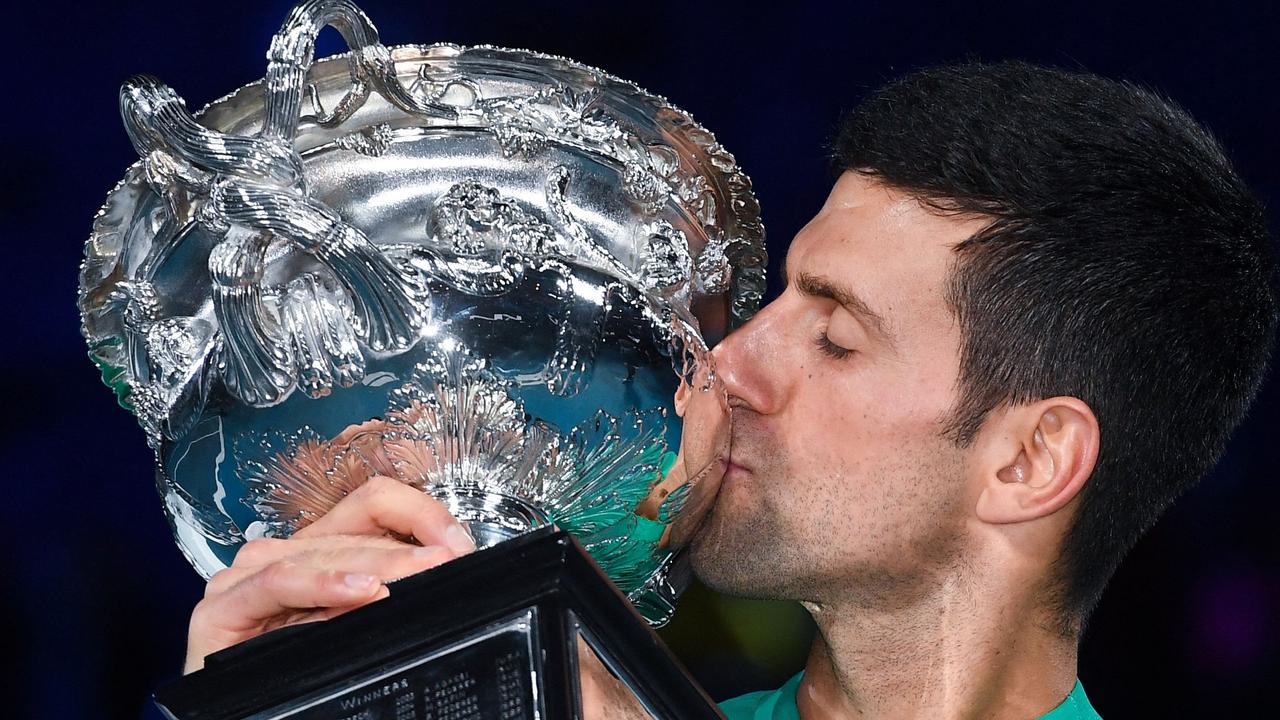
155, 526, 723, 719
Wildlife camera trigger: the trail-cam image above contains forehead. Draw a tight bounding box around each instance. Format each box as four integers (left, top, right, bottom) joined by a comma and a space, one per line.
786, 173, 990, 334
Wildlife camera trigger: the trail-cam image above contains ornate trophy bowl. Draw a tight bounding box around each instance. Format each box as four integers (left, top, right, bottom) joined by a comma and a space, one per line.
82, 2, 769, 715
79, 0, 764, 631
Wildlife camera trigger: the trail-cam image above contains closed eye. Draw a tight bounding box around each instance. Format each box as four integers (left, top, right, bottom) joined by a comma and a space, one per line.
814, 331, 854, 360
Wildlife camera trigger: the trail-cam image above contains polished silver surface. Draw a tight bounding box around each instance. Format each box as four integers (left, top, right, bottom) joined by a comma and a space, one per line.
79, 0, 761, 624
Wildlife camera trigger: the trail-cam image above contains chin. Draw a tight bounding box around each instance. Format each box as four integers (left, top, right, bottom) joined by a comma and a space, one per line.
689, 545, 756, 597
687, 507, 739, 585
687, 500, 781, 599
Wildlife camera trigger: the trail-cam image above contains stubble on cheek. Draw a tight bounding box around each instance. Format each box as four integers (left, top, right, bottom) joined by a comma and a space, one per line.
687, 421, 806, 598
690, 424, 970, 608
816, 444, 970, 610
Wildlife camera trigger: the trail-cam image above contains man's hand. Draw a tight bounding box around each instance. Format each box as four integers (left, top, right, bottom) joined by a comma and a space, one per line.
184, 476, 475, 673
184, 476, 653, 719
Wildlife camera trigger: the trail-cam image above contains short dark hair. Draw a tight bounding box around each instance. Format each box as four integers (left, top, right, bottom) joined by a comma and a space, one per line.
833, 60, 1277, 628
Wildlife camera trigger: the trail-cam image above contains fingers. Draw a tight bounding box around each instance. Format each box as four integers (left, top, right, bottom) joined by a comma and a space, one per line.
294, 476, 476, 554
199, 561, 381, 632
213, 541, 455, 596
230, 534, 436, 571
187, 562, 381, 673
187, 476, 475, 675
187, 545, 452, 673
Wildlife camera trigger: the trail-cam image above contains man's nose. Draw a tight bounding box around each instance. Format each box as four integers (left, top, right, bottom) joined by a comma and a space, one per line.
710, 297, 792, 415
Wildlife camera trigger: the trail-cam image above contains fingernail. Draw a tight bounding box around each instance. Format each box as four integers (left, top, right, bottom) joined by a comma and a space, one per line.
445, 523, 476, 554
343, 573, 378, 590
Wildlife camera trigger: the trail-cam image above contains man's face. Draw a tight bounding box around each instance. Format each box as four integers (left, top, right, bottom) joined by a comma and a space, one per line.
690, 172, 992, 606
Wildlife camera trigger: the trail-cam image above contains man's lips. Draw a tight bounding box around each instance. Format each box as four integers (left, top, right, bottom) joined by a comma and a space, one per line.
725, 458, 751, 476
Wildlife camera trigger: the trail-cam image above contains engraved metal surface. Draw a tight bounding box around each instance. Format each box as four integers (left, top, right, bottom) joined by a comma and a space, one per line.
79, 0, 759, 624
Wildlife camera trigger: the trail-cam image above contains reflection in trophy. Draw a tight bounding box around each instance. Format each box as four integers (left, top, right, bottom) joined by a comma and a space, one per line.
80, 0, 764, 715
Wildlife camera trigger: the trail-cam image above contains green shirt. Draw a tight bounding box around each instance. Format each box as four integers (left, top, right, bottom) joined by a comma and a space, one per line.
718, 673, 1101, 719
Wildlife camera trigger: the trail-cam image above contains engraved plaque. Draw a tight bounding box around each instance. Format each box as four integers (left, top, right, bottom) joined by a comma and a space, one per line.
262, 610, 541, 720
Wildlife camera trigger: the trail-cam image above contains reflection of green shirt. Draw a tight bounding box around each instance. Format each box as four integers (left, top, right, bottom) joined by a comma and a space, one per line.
719, 673, 1102, 719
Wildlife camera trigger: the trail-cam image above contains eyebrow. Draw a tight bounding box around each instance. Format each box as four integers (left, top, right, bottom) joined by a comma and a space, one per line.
785, 264, 897, 347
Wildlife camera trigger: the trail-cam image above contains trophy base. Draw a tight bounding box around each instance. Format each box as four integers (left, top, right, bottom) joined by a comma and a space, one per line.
426, 485, 551, 549
155, 526, 722, 719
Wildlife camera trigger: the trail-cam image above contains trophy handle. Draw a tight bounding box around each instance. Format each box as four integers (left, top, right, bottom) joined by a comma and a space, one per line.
264, 0, 458, 141
115, 0, 456, 408
207, 178, 427, 355
119, 75, 304, 191
208, 232, 296, 406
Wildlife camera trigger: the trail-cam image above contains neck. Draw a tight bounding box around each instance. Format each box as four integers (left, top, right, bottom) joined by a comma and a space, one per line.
794, 569, 1078, 719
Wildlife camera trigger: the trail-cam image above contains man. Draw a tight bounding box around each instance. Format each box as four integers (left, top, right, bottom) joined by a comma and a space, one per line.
183, 61, 1276, 718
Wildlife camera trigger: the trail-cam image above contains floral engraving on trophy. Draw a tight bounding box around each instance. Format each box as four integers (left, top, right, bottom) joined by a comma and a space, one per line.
622, 159, 670, 216
694, 235, 732, 295
237, 339, 684, 600
116, 280, 217, 447
477, 85, 685, 217
640, 220, 693, 294
335, 123, 396, 157
478, 86, 609, 159
430, 180, 556, 257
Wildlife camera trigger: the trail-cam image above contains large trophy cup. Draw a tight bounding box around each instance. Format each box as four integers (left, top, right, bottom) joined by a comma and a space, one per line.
79, 1, 765, 717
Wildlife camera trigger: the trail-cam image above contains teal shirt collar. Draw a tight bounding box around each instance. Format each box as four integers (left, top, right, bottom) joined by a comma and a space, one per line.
1041, 679, 1101, 720
718, 674, 1101, 719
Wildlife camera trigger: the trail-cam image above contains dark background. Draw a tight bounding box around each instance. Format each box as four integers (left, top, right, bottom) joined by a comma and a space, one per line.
3, 1, 1277, 717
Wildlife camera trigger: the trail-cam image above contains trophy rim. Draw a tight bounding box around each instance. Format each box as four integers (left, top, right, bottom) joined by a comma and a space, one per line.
78, 41, 767, 376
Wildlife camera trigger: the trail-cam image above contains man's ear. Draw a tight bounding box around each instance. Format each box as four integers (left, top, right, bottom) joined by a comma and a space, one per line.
974, 397, 1100, 524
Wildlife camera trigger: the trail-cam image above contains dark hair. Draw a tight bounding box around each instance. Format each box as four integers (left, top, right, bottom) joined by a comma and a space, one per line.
833, 60, 1277, 628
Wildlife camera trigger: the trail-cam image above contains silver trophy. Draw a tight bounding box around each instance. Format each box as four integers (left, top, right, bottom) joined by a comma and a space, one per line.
80, 0, 765, 716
